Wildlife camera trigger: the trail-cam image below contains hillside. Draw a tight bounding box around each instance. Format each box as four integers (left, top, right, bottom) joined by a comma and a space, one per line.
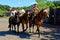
0, 4, 10, 15
0, 4, 28, 15
36, 0, 60, 10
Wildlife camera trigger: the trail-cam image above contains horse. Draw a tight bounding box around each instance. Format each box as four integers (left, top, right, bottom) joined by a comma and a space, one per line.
29, 8, 49, 37
8, 12, 20, 32
20, 10, 30, 32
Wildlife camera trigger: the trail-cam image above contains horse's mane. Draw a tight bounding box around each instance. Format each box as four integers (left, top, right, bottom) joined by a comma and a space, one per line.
37, 8, 46, 19
39, 8, 46, 14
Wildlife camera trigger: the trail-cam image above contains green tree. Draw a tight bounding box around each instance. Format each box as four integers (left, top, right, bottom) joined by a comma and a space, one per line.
0, 4, 10, 11
0, 4, 10, 15
46, 1, 55, 8
36, 0, 60, 9
36, 0, 48, 10
16, 6, 28, 10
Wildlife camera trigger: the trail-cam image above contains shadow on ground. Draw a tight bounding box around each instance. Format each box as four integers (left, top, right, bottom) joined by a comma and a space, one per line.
0, 30, 31, 39
42, 23, 60, 29
40, 23, 60, 40
41, 30, 60, 40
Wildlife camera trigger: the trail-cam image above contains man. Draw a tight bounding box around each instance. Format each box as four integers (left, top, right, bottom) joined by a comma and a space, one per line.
32, 3, 40, 16
19, 9, 25, 16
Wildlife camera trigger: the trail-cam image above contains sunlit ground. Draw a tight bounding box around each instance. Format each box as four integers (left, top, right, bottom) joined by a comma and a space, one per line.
0, 17, 60, 40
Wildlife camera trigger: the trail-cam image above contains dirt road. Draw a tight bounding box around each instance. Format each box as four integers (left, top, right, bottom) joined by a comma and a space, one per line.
0, 17, 60, 40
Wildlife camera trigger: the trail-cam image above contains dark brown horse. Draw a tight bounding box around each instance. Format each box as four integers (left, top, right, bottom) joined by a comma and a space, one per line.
20, 10, 30, 32
29, 8, 49, 37
8, 12, 20, 32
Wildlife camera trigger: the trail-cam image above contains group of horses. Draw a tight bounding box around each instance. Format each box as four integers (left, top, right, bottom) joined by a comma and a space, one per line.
8, 8, 49, 37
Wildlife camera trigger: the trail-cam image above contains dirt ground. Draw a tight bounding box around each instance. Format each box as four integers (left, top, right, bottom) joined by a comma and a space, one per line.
0, 17, 60, 40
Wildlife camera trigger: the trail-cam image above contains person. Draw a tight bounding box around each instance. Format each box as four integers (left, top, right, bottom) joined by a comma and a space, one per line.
19, 9, 25, 16
32, 3, 40, 16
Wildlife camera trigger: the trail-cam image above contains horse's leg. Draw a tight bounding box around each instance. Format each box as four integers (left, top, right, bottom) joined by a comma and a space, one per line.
37, 25, 40, 38
14, 25, 16, 31
8, 17, 12, 30
8, 23, 11, 31
26, 23, 28, 30
22, 23, 24, 32
11, 24, 13, 30
24, 23, 28, 32
32, 24, 34, 33
32, 17, 35, 33
29, 22, 32, 33
17, 24, 20, 32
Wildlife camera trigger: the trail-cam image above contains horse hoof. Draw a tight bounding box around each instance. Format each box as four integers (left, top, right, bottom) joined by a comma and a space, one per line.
23, 30, 25, 32
17, 30, 19, 32
29, 31, 31, 33
38, 34, 40, 38
23, 29, 27, 32
13, 31, 16, 33
38, 36, 40, 38
17, 32, 19, 33
9, 28, 11, 31
29, 30, 31, 33
32, 31, 34, 33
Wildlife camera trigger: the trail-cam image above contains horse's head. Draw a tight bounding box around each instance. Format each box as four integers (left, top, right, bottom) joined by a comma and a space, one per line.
15, 13, 19, 18
38, 8, 49, 19
14, 13, 20, 22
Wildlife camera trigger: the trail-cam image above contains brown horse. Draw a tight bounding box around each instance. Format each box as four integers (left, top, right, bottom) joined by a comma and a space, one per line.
29, 8, 49, 37
20, 10, 30, 32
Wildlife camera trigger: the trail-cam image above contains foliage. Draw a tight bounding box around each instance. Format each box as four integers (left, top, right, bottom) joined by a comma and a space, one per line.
36, 0, 48, 10
36, 0, 60, 10
0, 4, 10, 15
0, 4, 10, 11
0, 9, 6, 15
16, 6, 28, 10
53, 1, 60, 8
0, 4, 28, 15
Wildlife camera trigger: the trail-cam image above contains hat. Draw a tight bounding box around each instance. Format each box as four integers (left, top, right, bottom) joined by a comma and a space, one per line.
19, 9, 25, 13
